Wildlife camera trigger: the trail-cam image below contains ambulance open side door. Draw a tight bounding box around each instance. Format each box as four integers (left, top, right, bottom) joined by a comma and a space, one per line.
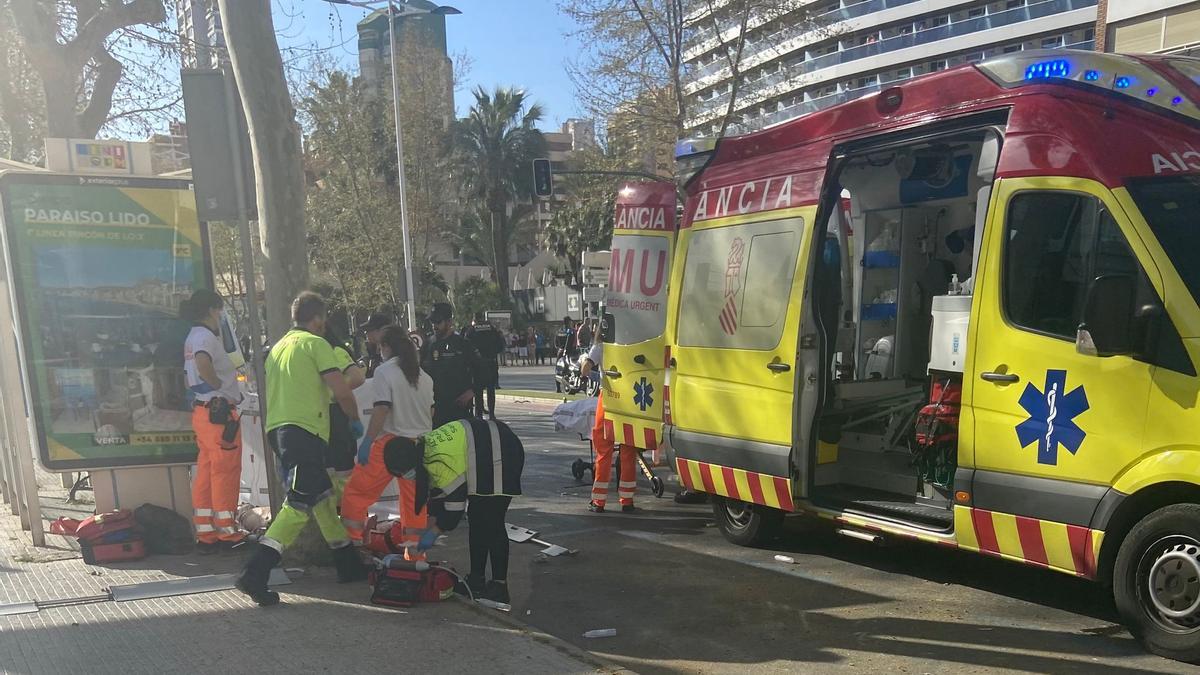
600, 181, 676, 452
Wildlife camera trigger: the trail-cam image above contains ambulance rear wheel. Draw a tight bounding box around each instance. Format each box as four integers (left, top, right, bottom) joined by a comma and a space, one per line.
1114, 503, 1200, 664
712, 496, 783, 547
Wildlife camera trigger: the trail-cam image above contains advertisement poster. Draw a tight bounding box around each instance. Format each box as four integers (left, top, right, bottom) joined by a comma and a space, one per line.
0, 173, 209, 470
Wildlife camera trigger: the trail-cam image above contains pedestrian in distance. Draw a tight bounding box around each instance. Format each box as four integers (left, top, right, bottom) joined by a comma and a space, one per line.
382, 418, 525, 604
535, 330, 546, 365
421, 302, 482, 427
464, 312, 505, 420
341, 325, 434, 555
182, 289, 247, 552
237, 292, 367, 607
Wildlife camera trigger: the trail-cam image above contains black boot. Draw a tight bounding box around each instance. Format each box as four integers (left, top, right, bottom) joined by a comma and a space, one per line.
454, 574, 486, 599
482, 580, 510, 604
236, 544, 281, 606
333, 544, 368, 583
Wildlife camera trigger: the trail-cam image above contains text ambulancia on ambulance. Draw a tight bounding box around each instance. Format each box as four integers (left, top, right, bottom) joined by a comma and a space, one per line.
659, 50, 1200, 663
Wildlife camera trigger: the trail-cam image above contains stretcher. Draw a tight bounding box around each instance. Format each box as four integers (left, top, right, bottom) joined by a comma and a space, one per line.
552, 398, 665, 499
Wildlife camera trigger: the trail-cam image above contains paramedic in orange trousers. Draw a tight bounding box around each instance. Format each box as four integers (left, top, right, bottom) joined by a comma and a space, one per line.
341, 326, 435, 557
182, 289, 247, 551
581, 339, 637, 512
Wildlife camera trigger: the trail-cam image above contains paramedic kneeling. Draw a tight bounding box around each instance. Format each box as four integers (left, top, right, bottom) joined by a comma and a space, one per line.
341, 326, 435, 555
383, 419, 524, 604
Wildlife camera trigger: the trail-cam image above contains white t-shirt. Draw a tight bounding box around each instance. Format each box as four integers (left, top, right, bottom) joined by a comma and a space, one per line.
372, 357, 435, 438
184, 325, 242, 403
585, 341, 603, 370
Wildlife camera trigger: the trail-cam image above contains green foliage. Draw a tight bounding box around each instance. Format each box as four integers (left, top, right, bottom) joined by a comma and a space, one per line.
301, 70, 403, 318
544, 196, 615, 288
453, 87, 547, 292
451, 276, 508, 326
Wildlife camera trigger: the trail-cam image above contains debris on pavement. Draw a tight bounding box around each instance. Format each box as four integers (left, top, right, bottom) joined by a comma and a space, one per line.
774, 555, 796, 564
583, 629, 618, 639
477, 598, 512, 612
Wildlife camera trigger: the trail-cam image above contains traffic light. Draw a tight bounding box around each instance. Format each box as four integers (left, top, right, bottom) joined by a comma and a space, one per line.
532, 158, 553, 197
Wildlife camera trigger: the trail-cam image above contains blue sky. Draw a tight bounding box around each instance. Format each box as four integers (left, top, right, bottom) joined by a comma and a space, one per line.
273, 0, 584, 130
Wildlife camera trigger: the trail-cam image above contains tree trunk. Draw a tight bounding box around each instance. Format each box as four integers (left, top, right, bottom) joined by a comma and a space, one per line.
217, 0, 309, 341
490, 207, 511, 294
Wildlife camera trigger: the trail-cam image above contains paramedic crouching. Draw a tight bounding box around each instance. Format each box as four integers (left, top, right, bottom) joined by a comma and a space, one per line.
382, 418, 525, 604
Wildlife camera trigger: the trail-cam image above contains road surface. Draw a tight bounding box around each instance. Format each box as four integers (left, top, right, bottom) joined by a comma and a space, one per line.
466, 398, 1194, 674
500, 364, 557, 392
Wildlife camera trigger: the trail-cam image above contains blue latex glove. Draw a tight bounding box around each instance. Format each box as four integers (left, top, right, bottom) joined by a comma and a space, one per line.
417, 527, 439, 552
357, 436, 373, 466
349, 419, 365, 439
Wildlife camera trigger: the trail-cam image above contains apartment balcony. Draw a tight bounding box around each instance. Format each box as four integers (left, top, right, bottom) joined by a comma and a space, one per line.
689, 0, 1096, 96
723, 37, 1094, 136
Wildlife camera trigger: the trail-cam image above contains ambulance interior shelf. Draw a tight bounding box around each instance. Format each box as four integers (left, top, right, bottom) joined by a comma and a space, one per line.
810, 127, 998, 530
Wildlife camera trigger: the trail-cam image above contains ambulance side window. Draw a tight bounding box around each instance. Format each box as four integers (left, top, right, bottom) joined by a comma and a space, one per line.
677, 218, 803, 350
1003, 192, 1137, 340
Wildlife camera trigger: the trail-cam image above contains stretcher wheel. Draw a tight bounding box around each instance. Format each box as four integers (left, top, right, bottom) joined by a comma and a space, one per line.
651, 475, 665, 499
571, 458, 592, 482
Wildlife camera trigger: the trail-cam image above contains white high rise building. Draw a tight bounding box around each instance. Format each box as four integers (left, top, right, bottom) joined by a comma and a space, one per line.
684, 0, 1099, 137
1097, 0, 1200, 55
176, 0, 227, 70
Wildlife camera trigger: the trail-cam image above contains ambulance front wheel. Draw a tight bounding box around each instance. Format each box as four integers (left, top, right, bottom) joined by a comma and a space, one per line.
1114, 503, 1200, 664
712, 496, 784, 547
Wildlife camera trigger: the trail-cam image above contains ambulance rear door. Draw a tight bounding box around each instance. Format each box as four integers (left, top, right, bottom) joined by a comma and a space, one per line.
667, 174, 816, 508
600, 181, 676, 451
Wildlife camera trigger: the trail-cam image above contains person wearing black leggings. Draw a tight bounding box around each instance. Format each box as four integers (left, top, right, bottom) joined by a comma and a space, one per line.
382, 418, 525, 604
468, 495, 512, 591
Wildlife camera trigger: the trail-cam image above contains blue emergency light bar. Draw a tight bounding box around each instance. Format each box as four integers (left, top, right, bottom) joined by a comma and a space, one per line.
977, 49, 1200, 121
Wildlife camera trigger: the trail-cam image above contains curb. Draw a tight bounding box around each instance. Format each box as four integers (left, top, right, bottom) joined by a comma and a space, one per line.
453, 595, 635, 674
496, 392, 582, 405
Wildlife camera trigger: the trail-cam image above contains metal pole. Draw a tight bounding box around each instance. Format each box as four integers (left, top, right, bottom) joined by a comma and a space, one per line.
222, 66, 283, 515
388, 1, 418, 329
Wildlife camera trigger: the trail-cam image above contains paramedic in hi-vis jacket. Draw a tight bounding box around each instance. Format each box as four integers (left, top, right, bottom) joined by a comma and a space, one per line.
237, 292, 367, 607
581, 340, 637, 513
182, 289, 246, 551
382, 418, 524, 604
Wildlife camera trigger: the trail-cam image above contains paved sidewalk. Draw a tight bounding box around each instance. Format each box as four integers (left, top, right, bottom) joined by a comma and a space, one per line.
0, 473, 608, 675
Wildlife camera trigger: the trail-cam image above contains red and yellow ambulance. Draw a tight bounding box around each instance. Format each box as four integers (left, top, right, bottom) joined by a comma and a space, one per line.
661, 49, 1200, 662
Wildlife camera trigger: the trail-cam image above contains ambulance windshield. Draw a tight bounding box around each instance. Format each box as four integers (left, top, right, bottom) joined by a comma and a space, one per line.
1128, 175, 1200, 307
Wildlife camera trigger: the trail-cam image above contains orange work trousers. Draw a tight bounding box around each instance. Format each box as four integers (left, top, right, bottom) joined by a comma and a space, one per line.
591, 394, 637, 507
341, 433, 428, 561
191, 405, 244, 544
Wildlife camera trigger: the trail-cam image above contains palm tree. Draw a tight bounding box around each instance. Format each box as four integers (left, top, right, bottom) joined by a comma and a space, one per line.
454, 86, 547, 293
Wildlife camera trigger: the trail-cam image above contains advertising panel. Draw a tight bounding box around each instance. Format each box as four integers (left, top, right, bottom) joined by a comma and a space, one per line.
0, 173, 210, 470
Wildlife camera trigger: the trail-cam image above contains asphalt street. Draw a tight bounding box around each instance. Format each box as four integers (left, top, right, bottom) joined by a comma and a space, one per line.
499, 364, 558, 393
465, 398, 1195, 674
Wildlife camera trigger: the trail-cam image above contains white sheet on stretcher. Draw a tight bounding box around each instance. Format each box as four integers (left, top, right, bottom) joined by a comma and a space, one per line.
552, 397, 598, 439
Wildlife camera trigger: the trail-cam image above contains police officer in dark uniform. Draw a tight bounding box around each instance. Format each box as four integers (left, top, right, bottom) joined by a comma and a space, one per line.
358, 313, 391, 377
465, 313, 505, 420
421, 302, 482, 427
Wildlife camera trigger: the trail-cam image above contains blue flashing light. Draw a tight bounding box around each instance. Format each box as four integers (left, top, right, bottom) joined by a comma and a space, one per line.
1115, 76, 1133, 89
1025, 59, 1071, 81
1173, 96, 1185, 106
1084, 70, 1101, 81
1147, 87, 1158, 97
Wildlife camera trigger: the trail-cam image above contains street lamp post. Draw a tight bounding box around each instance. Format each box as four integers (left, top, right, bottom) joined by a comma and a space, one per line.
324, 0, 461, 329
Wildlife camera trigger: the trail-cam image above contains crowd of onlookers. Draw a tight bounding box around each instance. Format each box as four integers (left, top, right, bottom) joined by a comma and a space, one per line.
479, 318, 598, 367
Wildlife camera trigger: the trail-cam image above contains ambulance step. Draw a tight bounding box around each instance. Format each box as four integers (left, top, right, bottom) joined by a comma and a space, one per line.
816, 485, 953, 529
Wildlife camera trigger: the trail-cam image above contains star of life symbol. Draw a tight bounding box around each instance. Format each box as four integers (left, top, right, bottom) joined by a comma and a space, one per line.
1015, 369, 1089, 466
634, 377, 654, 412
719, 237, 745, 335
